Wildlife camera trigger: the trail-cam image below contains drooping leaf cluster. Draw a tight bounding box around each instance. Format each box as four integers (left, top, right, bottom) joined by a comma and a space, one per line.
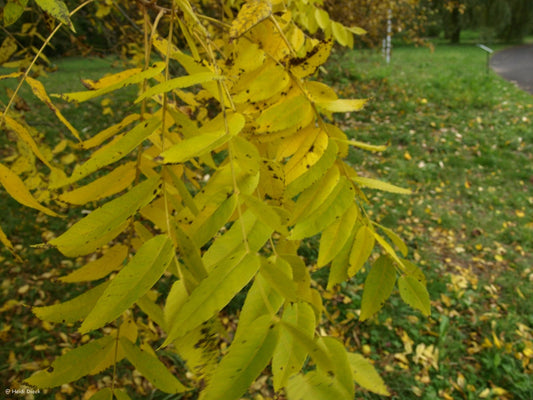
0, 0, 430, 398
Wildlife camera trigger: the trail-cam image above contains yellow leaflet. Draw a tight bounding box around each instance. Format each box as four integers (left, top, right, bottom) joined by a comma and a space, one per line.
275, 123, 318, 161
272, 302, 315, 391
26, 77, 80, 140
55, 62, 166, 103
0, 162, 59, 217
347, 353, 390, 396
34, 0, 74, 31
3, 116, 52, 169
288, 39, 333, 79
53, 116, 161, 189
160, 113, 245, 164
353, 176, 412, 194
347, 26, 367, 36
317, 203, 359, 267
241, 194, 290, 236
80, 235, 175, 333
0, 71, 23, 80
59, 162, 136, 205
255, 95, 313, 134
290, 164, 340, 224
258, 256, 298, 303
289, 176, 354, 240
333, 137, 388, 153
317, 98, 367, 113
120, 338, 190, 393
135, 72, 223, 104
331, 21, 353, 48
398, 275, 431, 316
348, 225, 375, 277
259, 160, 285, 202
163, 252, 260, 345
59, 244, 128, 283
374, 222, 408, 257
201, 315, 278, 400
25, 336, 115, 389
230, 39, 265, 76
0, 223, 20, 261
33, 281, 109, 323
81, 69, 140, 90
229, 0, 273, 41
327, 224, 359, 290
49, 177, 161, 257
79, 114, 140, 149
285, 139, 338, 199
0, 37, 17, 64
372, 231, 405, 269
288, 24, 306, 54
232, 61, 290, 104
189, 194, 238, 247
4, 0, 28, 26
285, 129, 328, 184
305, 80, 337, 103
314, 8, 330, 30
360, 256, 397, 321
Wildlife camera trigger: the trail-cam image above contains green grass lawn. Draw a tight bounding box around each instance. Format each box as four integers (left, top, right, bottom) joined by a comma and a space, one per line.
1, 43, 532, 399
322, 43, 533, 399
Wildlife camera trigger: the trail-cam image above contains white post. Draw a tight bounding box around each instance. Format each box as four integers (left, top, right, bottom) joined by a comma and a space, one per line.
386, 8, 392, 64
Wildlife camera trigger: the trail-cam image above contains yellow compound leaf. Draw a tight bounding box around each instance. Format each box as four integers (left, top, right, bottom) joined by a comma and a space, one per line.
0, 162, 59, 217
25, 76, 80, 141
229, 0, 273, 41
0, 36, 17, 64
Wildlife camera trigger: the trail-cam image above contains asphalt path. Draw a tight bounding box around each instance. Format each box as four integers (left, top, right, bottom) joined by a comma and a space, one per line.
490, 44, 533, 94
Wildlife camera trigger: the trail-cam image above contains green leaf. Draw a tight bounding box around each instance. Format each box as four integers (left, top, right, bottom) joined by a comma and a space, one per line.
59, 244, 128, 283
353, 176, 412, 194
163, 252, 261, 345
119, 337, 190, 394
80, 235, 174, 333
190, 194, 238, 247
286, 370, 350, 400
327, 225, 358, 290
53, 117, 161, 188
272, 302, 316, 390
25, 336, 114, 388
398, 275, 431, 316
347, 352, 390, 396
49, 177, 160, 257
318, 203, 359, 267
0, 162, 60, 217
160, 113, 244, 163
4, 0, 29, 26
112, 389, 132, 400
360, 256, 397, 321
199, 315, 278, 400
136, 72, 223, 103
348, 225, 375, 277
33, 281, 109, 324
242, 194, 290, 236
319, 337, 354, 398
34, 0, 74, 31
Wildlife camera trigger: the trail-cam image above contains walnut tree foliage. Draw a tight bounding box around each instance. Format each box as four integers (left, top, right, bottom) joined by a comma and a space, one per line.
0, 0, 430, 398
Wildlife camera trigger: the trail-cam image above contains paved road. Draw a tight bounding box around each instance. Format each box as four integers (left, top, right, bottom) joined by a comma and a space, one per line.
490, 44, 533, 94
